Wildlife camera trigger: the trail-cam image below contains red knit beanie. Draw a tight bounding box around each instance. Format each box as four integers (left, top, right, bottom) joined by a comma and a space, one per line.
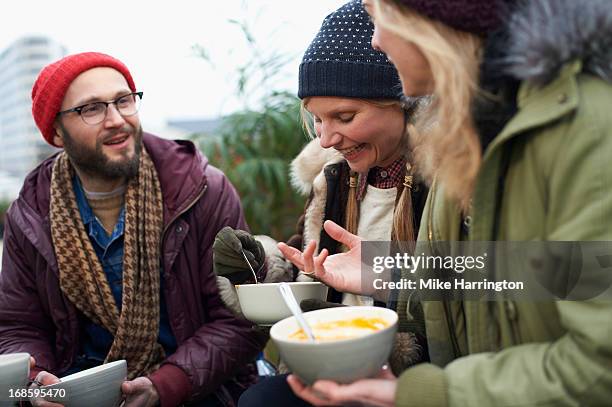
393, 0, 508, 36
31, 52, 136, 147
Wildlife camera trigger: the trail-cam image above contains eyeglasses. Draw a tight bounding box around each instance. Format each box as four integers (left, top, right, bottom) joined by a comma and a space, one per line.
57, 92, 143, 125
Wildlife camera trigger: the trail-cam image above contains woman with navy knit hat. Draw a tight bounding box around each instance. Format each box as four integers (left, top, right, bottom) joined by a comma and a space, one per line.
286, 0, 429, 307
279, 0, 612, 405
238, 1, 429, 405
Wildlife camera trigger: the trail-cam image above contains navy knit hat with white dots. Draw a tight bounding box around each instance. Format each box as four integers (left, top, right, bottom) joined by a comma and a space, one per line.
298, 0, 401, 100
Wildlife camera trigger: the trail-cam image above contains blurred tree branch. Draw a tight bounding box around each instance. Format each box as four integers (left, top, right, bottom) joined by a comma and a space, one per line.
191, 16, 309, 240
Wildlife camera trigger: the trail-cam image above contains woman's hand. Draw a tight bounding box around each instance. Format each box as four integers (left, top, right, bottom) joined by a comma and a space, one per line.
278, 220, 372, 296
287, 367, 397, 407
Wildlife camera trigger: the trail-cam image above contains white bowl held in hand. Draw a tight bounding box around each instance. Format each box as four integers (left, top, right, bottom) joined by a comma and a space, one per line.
271, 306, 398, 384
235, 281, 328, 325
42, 359, 127, 407
0, 352, 30, 407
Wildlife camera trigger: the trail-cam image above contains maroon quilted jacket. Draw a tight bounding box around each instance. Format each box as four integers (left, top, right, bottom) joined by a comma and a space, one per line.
0, 133, 266, 406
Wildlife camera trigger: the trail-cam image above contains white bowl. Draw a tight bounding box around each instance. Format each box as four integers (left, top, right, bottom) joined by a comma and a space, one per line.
0, 352, 30, 407
235, 282, 328, 325
42, 359, 127, 407
271, 306, 398, 384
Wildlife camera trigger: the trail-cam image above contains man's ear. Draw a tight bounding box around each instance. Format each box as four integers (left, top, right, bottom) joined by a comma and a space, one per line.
52, 120, 64, 148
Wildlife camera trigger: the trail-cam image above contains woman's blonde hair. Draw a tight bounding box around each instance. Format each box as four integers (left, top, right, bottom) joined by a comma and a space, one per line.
300, 96, 418, 246
375, 0, 484, 210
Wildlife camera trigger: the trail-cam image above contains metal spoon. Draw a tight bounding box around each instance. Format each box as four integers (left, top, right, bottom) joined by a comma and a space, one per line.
278, 282, 316, 342
241, 249, 259, 284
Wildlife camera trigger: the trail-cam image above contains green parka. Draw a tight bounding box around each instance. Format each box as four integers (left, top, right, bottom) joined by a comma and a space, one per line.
395, 1, 612, 406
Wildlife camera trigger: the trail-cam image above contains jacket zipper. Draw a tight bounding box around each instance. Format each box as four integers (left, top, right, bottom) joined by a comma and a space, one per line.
504, 300, 521, 344
443, 299, 462, 358
426, 182, 461, 358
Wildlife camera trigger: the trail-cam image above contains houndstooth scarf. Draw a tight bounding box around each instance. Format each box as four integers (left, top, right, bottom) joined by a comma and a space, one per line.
50, 148, 165, 379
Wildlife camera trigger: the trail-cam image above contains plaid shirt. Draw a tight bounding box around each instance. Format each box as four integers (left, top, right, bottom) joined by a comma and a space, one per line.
357, 157, 406, 200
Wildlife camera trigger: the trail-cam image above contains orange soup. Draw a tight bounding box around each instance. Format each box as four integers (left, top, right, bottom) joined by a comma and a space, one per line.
289, 317, 389, 341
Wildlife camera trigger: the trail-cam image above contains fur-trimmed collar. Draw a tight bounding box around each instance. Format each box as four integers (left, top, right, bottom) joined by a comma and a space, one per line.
290, 139, 344, 196
504, 0, 612, 86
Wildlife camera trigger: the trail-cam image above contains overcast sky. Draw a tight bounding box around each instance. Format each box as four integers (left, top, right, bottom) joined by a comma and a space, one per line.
1, 0, 346, 131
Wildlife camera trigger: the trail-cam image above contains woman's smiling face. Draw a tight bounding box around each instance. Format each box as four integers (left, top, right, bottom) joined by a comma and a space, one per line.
306, 96, 405, 173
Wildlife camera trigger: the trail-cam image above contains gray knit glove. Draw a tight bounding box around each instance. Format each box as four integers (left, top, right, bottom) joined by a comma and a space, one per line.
213, 228, 293, 320
213, 227, 266, 284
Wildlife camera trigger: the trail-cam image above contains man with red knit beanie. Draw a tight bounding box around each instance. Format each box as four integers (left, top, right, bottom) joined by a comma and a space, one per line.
0, 52, 266, 407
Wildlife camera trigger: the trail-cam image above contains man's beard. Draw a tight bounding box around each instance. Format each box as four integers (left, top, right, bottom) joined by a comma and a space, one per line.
60, 123, 143, 181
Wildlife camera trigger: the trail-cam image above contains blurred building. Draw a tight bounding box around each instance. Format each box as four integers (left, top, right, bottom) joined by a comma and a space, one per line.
166, 118, 222, 136
0, 36, 66, 183
144, 117, 222, 142
0, 171, 22, 201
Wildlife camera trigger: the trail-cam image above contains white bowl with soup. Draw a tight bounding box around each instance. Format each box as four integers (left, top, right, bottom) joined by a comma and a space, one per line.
270, 306, 398, 384
235, 281, 328, 325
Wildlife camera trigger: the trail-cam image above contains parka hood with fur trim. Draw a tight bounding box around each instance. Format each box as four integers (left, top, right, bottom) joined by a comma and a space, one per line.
290, 138, 344, 196
503, 0, 612, 86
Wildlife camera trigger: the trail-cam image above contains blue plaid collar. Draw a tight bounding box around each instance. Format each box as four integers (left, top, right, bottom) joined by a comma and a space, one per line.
72, 176, 125, 248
